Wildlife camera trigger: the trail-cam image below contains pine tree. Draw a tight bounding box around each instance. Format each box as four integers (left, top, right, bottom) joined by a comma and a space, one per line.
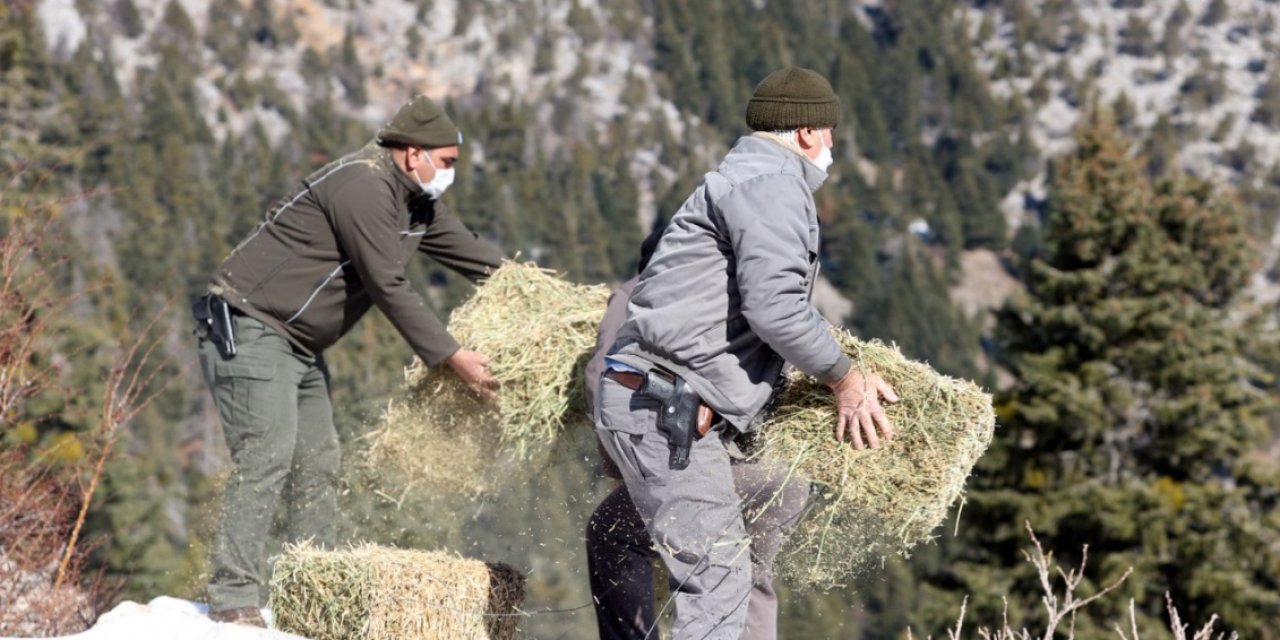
1119, 14, 1154, 57
928, 122, 1280, 636
594, 154, 643, 279
1201, 0, 1229, 27
0, 0, 55, 113
1252, 68, 1280, 127
650, 0, 697, 107
1111, 91, 1137, 132
833, 44, 890, 161
206, 0, 248, 68
689, 2, 739, 131
856, 238, 982, 380
1161, 1, 1191, 59
115, 0, 145, 39
936, 137, 1007, 249
566, 0, 601, 43
1144, 113, 1178, 178
335, 27, 367, 106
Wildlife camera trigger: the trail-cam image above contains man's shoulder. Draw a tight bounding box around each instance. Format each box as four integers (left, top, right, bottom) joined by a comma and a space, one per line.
310, 156, 408, 213
714, 166, 808, 210
319, 157, 390, 191
717, 139, 808, 193
307, 141, 396, 188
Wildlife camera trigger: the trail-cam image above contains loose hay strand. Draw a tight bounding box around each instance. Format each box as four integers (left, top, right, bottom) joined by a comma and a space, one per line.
361, 262, 610, 496
270, 542, 527, 640
758, 332, 995, 589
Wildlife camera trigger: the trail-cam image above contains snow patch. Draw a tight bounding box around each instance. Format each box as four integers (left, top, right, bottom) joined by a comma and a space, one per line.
37, 0, 87, 57
0, 597, 310, 640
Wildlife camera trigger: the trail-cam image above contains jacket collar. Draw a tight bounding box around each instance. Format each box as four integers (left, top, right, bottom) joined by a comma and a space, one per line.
379, 146, 425, 195
742, 133, 828, 192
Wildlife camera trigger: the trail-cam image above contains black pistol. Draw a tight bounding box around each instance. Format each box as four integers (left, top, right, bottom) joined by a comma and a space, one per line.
192, 294, 238, 359
639, 371, 702, 470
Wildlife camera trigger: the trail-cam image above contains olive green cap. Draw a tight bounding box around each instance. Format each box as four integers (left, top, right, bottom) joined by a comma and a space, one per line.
745, 66, 841, 131
376, 95, 462, 149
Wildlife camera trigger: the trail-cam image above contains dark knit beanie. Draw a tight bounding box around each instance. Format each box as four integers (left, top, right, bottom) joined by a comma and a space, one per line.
745, 66, 841, 131
377, 95, 462, 148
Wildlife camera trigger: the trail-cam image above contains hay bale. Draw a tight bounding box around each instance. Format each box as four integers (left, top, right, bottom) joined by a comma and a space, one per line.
362, 262, 610, 496
757, 331, 995, 589
270, 543, 526, 640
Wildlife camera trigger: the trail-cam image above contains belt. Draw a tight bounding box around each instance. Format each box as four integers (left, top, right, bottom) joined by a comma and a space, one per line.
604, 369, 717, 437
603, 369, 646, 391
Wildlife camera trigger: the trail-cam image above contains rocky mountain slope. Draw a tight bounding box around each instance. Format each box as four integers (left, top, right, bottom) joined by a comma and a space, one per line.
35, 0, 1280, 309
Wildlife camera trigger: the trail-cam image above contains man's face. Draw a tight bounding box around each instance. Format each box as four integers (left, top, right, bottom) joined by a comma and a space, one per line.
412, 145, 460, 182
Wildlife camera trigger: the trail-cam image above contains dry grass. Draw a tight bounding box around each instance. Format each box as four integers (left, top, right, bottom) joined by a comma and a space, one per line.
0, 177, 151, 636
270, 542, 526, 640
757, 332, 995, 589
362, 262, 609, 497
0, 451, 102, 636
912, 523, 1235, 640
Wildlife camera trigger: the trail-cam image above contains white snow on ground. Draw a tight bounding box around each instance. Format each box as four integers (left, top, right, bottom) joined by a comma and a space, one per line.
0, 597, 309, 640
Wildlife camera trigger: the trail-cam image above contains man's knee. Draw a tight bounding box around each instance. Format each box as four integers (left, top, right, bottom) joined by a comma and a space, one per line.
308, 439, 342, 478
587, 487, 649, 560
585, 506, 611, 558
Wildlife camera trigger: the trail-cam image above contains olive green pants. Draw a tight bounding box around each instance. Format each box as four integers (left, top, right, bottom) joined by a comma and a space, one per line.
197, 315, 340, 612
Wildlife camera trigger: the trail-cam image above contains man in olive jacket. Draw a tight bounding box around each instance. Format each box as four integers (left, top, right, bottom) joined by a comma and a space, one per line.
597, 67, 899, 638
198, 96, 503, 625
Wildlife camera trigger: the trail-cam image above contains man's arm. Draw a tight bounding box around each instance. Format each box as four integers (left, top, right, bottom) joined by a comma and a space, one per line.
716, 176, 851, 385
328, 180, 462, 366
719, 175, 897, 449
418, 201, 505, 282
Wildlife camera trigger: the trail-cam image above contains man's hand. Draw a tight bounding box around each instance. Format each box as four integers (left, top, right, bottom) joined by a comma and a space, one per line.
829, 369, 899, 450
446, 349, 499, 401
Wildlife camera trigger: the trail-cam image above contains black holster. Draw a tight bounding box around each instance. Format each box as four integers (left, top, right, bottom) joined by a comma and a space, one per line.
639, 371, 703, 470
192, 293, 238, 359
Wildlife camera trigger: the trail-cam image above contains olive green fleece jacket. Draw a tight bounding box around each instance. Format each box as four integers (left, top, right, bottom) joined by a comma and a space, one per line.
211, 141, 504, 366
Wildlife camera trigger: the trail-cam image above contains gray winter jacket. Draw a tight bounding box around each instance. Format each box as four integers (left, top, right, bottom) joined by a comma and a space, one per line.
609, 135, 851, 431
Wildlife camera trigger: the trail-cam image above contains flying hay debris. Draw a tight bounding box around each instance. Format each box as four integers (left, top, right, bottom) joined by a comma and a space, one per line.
270, 543, 526, 640
758, 332, 995, 589
362, 262, 609, 496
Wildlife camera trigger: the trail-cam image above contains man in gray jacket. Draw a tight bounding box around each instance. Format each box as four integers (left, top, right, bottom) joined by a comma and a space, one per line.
596, 67, 899, 639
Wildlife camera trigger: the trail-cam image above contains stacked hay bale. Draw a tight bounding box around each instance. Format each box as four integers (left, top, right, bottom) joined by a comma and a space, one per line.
270, 543, 526, 640
362, 262, 610, 497
756, 331, 995, 589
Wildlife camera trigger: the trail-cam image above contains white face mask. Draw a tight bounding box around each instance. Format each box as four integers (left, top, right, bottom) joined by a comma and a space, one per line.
415, 151, 455, 199
811, 129, 833, 173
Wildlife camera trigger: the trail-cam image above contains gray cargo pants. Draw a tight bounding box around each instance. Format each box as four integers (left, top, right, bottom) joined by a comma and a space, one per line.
593, 376, 757, 639
586, 457, 808, 639
197, 315, 340, 612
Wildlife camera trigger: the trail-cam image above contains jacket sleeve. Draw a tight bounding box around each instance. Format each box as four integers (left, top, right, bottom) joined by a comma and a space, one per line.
715, 175, 851, 385
328, 176, 462, 366
418, 201, 505, 283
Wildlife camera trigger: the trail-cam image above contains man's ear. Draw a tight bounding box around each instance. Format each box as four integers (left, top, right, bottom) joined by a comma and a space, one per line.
797, 127, 821, 150
404, 146, 422, 170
